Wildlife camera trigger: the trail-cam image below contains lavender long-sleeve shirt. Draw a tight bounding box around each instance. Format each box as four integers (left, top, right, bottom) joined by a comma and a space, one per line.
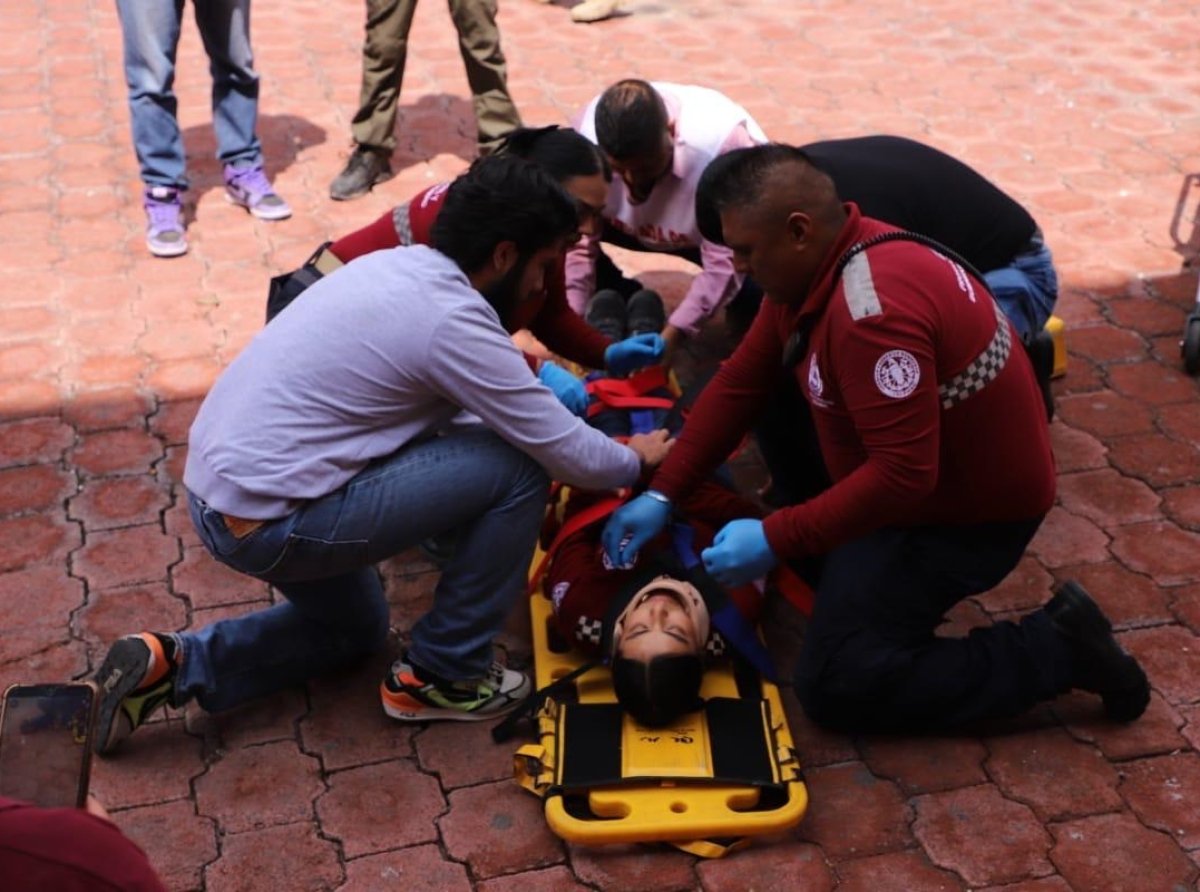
185, 246, 641, 518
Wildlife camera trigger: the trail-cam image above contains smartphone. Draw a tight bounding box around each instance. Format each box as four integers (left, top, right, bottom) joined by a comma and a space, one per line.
0, 682, 98, 809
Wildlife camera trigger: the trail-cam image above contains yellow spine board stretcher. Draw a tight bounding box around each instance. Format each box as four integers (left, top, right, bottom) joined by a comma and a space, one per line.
513, 502, 808, 858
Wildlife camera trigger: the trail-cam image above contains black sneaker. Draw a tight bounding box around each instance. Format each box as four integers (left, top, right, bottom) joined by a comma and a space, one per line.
626, 288, 666, 336
329, 147, 395, 201
585, 289, 627, 341
1045, 580, 1150, 722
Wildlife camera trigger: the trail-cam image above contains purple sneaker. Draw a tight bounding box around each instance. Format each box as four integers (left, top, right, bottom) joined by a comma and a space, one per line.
224, 164, 292, 221
143, 186, 188, 258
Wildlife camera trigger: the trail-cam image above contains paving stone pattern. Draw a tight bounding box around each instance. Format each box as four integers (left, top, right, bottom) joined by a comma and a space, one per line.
2, 0, 1200, 888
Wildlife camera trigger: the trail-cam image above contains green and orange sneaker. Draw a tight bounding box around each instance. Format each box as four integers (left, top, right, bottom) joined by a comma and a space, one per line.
93, 633, 178, 754
380, 655, 530, 722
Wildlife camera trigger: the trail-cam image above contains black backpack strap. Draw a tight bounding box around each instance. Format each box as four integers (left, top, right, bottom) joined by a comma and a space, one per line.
784, 230, 995, 370
831, 230, 992, 288
264, 241, 341, 323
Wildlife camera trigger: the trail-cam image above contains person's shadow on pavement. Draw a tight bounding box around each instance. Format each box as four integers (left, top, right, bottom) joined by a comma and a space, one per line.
178, 113, 326, 217
385, 93, 484, 174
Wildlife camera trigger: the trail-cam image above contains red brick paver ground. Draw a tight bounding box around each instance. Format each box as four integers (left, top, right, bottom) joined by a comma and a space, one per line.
2, 0, 1200, 889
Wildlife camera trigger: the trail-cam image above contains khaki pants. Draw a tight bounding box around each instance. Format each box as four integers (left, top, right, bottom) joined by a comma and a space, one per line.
351, 0, 521, 153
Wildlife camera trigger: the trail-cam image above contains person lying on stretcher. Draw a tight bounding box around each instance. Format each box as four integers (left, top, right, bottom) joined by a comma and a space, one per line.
543, 480, 766, 728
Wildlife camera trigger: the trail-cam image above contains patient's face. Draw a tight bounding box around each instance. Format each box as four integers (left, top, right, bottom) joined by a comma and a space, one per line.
615, 582, 710, 662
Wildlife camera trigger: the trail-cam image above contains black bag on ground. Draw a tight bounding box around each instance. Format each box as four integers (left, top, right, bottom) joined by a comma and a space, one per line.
265, 241, 340, 323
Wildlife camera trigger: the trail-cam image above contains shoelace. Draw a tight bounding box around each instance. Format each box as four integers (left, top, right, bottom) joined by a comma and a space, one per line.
486, 661, 511, 692
349, 150, 377, 174
228, 166, 274, 198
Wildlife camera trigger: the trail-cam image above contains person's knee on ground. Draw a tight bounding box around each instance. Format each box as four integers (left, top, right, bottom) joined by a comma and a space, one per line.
792, 629, 912, 732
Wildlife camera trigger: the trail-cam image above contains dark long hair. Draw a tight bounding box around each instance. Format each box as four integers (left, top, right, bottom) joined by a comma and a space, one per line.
499, 125, 611, 183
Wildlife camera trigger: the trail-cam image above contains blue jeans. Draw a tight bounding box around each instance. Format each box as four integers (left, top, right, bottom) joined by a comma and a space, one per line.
983, 241, 1058, 340
116, 0, 262, 188
178, 428, 550, 713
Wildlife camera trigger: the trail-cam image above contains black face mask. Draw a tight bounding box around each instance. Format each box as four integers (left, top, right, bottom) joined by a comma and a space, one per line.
480, 254, 529, 332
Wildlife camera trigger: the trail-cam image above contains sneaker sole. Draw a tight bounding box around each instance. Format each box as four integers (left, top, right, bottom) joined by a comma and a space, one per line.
379, 682, 525, 723
147, 239, 188, 258
224, 191, 292, 221
94, 638, 154, 754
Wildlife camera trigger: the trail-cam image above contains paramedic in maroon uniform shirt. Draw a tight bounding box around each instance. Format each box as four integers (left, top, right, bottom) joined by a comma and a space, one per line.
0, 796, 166, 890
602, 144, 1149, 733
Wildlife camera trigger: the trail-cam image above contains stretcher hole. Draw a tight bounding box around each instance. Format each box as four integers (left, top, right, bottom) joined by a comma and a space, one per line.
670, 802, 688, 814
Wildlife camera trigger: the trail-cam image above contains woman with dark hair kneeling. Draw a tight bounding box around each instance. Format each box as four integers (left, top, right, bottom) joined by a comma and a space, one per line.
269, 126, 664, 412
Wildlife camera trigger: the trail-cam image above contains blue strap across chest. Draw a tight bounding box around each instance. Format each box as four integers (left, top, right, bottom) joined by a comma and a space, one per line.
670, 524, 776, 681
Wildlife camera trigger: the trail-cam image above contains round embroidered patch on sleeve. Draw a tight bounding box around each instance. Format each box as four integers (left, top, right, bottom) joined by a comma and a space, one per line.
874, 350, 921, 398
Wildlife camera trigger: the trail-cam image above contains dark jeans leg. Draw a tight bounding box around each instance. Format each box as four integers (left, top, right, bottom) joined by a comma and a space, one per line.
793, 520, 1072, 732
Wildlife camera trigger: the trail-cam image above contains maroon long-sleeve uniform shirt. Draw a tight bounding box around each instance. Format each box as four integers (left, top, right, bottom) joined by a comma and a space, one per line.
651, 205, 1055, 561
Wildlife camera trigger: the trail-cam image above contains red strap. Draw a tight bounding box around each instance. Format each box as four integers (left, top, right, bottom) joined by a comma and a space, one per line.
585, 367, 676, 418
587, 365, 669, 397
585, 395, 675, 418
527, 494, 627, 596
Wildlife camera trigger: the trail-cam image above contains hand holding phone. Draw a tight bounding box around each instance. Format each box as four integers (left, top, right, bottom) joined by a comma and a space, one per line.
0, 682, 98, 809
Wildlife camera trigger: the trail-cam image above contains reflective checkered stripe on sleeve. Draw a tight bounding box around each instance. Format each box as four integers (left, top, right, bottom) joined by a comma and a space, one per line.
575, 616, 603, 647
392, 204, 414, 246
939, 301, 1012, 409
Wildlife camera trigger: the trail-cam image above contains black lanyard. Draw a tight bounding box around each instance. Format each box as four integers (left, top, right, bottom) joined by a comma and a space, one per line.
782, 230, 993, 369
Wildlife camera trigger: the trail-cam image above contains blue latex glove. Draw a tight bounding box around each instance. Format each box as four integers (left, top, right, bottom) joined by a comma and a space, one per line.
601, 492, 672, 569
701, 519, 778, 587
605, 333, 665, 377
538, 362, 589, 416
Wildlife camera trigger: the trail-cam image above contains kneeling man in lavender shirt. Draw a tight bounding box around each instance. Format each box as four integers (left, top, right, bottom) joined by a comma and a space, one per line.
93, 155, 672, 753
